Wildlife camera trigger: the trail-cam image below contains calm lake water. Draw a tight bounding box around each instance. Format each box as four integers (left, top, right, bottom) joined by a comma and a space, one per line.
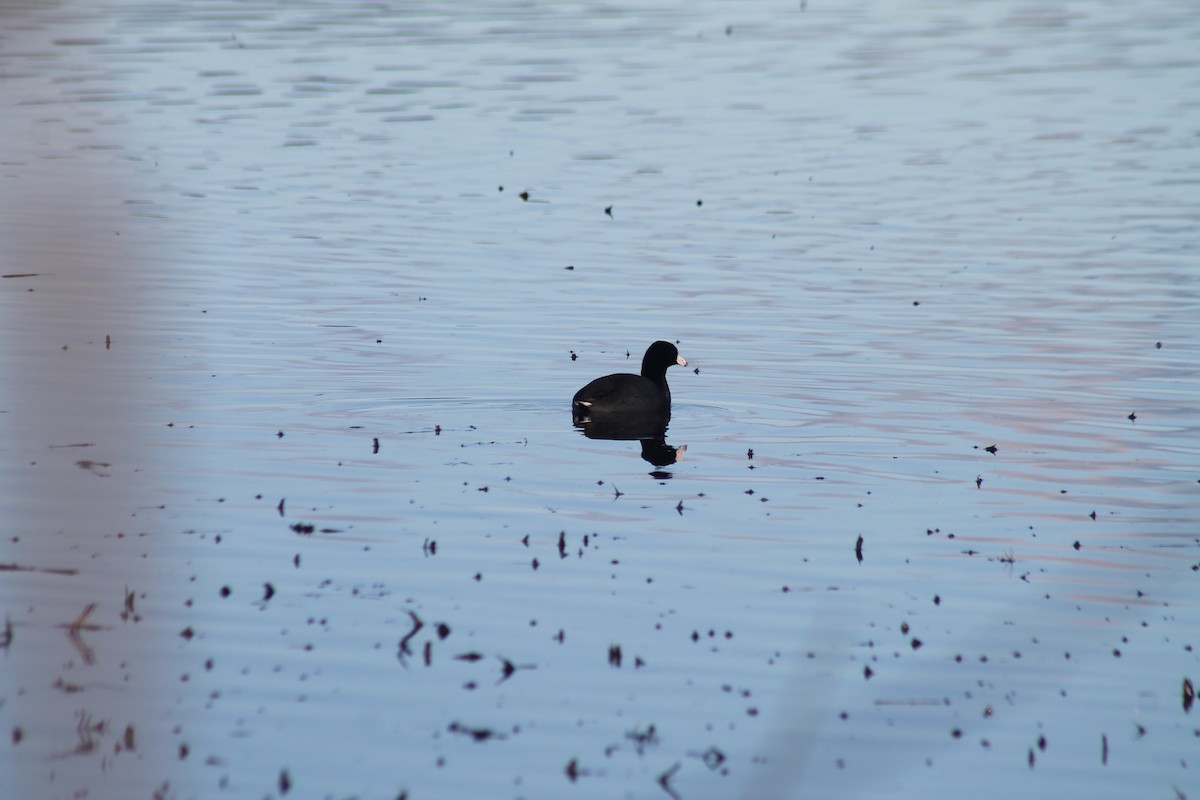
2, 2, 1198, 799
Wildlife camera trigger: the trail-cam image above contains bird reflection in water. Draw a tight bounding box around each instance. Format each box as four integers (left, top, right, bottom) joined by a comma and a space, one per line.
572, 414, 687, 471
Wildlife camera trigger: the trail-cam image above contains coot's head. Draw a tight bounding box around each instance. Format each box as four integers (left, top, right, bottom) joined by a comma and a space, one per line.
641, 340, 687, 380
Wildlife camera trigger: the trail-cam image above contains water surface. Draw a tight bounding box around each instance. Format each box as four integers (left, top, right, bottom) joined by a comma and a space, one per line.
2, 2, 1198, 799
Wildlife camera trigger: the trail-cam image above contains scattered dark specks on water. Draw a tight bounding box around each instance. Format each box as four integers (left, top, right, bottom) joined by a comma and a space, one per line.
604, 205, 612, 218
912, 300, 921, 306
696, 199, 702, 207
498, 185, 503, 192
1073, 540, 1082, 550
276, 431, 284, 438
180, 626, 194, 640
1183, 678, 1194, 713
279, 768, 291, 795
570, 350, 576, 361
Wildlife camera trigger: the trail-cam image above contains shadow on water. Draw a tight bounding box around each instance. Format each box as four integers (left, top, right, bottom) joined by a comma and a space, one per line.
572, 413, 688, 472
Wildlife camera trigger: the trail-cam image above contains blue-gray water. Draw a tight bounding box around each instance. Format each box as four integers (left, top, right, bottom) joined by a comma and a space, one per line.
2, 2, 1198, 799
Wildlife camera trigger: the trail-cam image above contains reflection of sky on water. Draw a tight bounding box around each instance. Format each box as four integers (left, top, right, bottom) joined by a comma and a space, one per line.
2, 1, 1198, 798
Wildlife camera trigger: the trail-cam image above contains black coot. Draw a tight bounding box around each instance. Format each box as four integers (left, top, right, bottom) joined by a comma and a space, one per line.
572, 341, 687, 433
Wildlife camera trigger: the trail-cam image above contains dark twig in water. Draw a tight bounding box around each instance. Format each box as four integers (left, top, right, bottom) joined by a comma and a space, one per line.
68, 603, 99, 635
657, 761, 682, 800
398, 611, 424, 666
63, 605, 100, 666
447, 721, 506, 742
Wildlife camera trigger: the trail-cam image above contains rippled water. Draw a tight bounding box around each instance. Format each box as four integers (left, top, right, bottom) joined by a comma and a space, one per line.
2, 2, 1198, 799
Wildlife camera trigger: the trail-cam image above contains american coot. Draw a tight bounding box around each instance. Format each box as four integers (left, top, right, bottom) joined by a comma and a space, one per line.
572, 341, 687, 435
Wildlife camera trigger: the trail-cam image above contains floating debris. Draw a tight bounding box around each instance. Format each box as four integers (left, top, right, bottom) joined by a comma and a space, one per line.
447, 722, 505, 742
397, 611, 424, 666
657, 762, 682, 800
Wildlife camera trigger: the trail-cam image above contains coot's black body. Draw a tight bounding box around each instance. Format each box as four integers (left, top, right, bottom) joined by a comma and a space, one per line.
572, 341, 687, 437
